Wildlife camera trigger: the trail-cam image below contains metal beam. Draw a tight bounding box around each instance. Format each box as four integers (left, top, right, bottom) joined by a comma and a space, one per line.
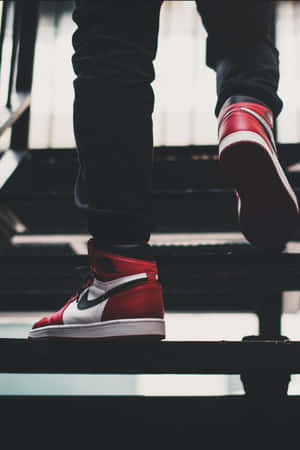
0, 339, 299, 374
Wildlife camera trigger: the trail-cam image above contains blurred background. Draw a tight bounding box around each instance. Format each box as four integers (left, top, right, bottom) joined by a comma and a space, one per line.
24, 0, 300, 149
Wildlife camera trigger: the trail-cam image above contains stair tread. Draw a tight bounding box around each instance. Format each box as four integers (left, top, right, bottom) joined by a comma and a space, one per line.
0, 235, 299, 310
1, 237, 300, 298
4, 242, 300, 257
0, 339, 299, 374
9, 231, 300, 253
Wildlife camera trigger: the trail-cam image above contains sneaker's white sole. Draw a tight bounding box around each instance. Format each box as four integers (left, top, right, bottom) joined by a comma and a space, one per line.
28, 318, 166, 341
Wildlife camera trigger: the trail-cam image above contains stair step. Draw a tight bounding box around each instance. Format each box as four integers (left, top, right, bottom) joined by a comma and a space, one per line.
4, 187, 300, 234
2, 147, 300, 234
2, 395, 298, 443
0, 339, 299, 374
0, 189, 239, 234
2, 146, 299, 193
0, 239, 299, 311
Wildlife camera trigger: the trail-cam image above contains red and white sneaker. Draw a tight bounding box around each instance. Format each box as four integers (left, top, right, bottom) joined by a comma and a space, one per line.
218, 96, 299, 250
28, 239, 165, 340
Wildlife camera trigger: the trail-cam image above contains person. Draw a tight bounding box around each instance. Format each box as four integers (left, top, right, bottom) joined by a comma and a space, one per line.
28, 0, 299, 340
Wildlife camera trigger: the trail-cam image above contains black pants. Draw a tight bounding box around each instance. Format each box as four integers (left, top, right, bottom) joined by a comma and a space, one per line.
72, 0, 282, 244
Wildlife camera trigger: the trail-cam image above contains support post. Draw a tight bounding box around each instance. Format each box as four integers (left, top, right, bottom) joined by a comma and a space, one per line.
241, 292, 291, 398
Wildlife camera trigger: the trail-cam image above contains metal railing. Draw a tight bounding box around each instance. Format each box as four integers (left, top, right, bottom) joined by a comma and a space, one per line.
0, 0, 39, 190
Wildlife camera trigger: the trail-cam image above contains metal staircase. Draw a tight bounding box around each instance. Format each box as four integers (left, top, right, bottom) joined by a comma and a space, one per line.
1, 0, 300, 445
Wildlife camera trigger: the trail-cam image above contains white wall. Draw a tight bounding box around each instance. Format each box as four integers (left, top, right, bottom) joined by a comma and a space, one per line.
27, 1, 299, 149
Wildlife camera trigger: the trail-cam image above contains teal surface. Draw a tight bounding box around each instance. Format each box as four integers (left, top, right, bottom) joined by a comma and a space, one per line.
0, 324, 138, 395
0, 317, 299, 396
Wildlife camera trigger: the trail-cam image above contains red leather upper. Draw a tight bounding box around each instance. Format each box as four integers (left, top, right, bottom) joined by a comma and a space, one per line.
88, 239, 158, 281
33, 296, 75, 329
218, 101, 275, 154
32, 239, 163, 329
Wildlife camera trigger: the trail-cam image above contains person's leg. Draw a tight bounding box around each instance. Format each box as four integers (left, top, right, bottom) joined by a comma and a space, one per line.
197, 0, 299, 250
29, 0, 165, 340
72, 0, 163, 246
197, 0, 282, 118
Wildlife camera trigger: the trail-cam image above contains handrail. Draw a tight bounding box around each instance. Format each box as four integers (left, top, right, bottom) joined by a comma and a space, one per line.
0, 2, 8, 72
6, 0, 23, 109
0, 91, 31, 137
0, 0, 39, 193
